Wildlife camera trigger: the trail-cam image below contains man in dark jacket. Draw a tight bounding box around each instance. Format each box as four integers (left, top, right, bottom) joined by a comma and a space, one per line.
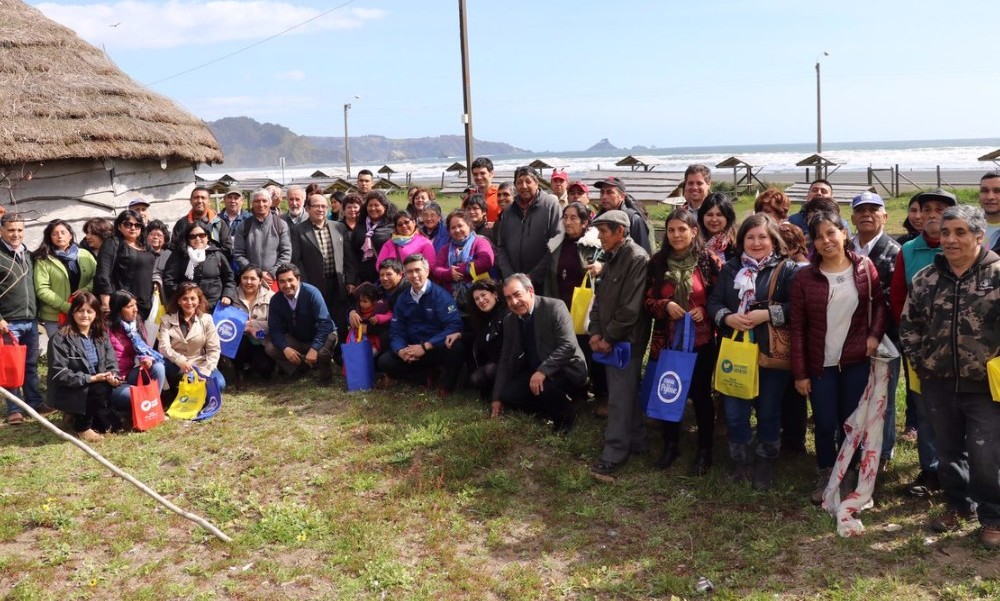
495, 166, 563, 288
172, 186, 232, 258
0, 214, 49, 424
491, 274, 587, 432
588, 210, 651, 481
593, 177, 651, 253
265, 264, 338, 385
377, 254, 464, 396
901, 205, 1000, 548
234, 189, 292, 288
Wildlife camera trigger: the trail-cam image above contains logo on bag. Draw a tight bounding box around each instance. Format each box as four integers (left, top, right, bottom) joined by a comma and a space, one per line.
721, 359, 734, 373
140, 399, 158, 412
657, 371, 682, 404
216, 319, 239, 343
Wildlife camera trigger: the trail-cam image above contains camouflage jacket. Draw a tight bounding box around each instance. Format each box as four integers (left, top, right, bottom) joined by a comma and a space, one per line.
900, 249, 1000, 393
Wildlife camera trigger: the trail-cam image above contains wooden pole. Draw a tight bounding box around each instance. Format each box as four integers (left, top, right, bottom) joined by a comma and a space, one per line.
458, 0, 475, 186
0, 387, 233, 544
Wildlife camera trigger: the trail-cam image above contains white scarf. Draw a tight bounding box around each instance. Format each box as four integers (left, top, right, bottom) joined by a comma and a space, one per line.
185, 246, 207, 280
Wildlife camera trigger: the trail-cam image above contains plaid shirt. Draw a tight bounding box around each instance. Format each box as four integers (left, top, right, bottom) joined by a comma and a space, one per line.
314, 223, 336, 276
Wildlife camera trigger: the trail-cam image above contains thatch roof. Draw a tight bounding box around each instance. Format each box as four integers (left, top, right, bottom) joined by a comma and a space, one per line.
0, 0, 223, 165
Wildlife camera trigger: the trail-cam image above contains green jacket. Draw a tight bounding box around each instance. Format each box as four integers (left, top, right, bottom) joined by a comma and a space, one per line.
33, 251, 97, 321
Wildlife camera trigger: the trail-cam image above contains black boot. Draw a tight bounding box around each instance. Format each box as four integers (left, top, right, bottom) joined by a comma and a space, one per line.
752, 457, 775, 491
690, 448, 712, 476
729, 443, 752, 483
656, 442, 680, 469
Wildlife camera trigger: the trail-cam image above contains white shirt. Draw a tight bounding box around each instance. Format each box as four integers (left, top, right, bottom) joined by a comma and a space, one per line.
821, 266, 859, 367
285, 285, 302, 311
409, 280, 430, 303
851, 231, 884, 257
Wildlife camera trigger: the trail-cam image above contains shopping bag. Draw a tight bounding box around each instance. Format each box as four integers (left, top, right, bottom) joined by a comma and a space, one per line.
144, 290, 165, 345
714, 330, 759, 400
646, 315, 696, 422
212, 303, 249, 359
193, 368, 222, 421
167, 369, 208, 420
0, 333, 27, 388
342, 328, 375, 391
569, 273, 594, 335
988, 357, 1000, 402
593, 342, 631, 369
130, 367, 165, 431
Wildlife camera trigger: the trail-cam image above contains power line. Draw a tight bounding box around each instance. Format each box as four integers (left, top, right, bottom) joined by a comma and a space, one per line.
144, 0, 359, 87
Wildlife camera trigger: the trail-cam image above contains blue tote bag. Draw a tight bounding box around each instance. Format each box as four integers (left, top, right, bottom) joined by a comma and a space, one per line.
342, 328, 375, 391
212, 303, 249, 360
645, 314, 697, 422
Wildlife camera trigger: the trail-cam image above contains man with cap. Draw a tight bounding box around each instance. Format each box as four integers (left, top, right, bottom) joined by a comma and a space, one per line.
588, 209, 651, 481
471, 157, 501, 223
219, 187, 250, 265
979, 172, 1000, 253
850, 191, 902, 469
128, 198, 151, 225
593, 177, 651, 253
550, 169, 569, 207
567, 181, 590, 206
495, 166, 563, 288
890, 188, 956, 497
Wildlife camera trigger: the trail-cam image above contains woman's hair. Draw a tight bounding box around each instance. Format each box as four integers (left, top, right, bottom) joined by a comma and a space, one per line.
145, 219, 171, 247
304, 183, 325, 197
445, 209, 473, 232
647, 208, 704, 293
32, 219, 76, 260
182, 221, 210, 246
238, 264, 264, 281
108, 290, 138, 334
778, 222, 808, 259
562, 201, 592, 225
343, 192, 364, 209
469, 278, 502, 329
352, 282, 382, 304
902, 195, 921, 235
463, 193, 487, 212
735, 213, 786, 256
697, 192, 737, 242
753, 188, 791, 221
422, 201, 443, 217
806, 209, 850, 255
113, 210, 146, 240
364, 190, 398, 222
394, 210, 416, 230
83, 217, 114, 240
803, 197, 840, 218
165, 282, 209, 315
409, 187, 435, 202
60, 291, 107, 341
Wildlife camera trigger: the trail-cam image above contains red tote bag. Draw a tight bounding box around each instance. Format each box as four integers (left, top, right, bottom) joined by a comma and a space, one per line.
130, 367, 165, 431
0, 333, 27, 388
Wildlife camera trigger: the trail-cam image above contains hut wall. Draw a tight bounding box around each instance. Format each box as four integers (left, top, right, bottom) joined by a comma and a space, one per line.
1, 158, 198, 248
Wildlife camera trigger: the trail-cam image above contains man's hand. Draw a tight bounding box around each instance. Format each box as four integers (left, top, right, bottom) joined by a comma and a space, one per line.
304, 347, 319, 367
0, 319, 8, 335
866, 335, 880, 357
444, 333, 461, 349
283, 347, 302, 365
529, 371, 546, 395
262, 272, 275, 287
220, 297, 232, 306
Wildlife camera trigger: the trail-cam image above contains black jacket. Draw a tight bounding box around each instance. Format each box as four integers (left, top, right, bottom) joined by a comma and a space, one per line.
162, 246, 236, 309
46, 332, 118, 414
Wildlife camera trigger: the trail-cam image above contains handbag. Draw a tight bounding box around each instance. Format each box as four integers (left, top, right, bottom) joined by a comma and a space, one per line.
194, 367, 223, 422
645, 314, 696, 422
593, 341, 631, 369
570, 272, 594, 335
167, 369, 208, 420
863, 259, 898, 358
130, 367, 165, 431
212, 303, 249, 359
757, 262, 791, 370
714, 330, 759, 400
342, 328, 375, 391
0, 333, 27, 388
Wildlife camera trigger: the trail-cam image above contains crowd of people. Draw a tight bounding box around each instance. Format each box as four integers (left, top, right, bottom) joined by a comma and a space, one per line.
2, 162, 1000, 547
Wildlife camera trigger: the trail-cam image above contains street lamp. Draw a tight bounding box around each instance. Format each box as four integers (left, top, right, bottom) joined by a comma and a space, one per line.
815, 51, 828, 155
344, 95, 360, 178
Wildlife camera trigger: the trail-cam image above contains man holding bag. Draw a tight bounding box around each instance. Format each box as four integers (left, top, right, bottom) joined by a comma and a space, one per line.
588, 210, 651, 482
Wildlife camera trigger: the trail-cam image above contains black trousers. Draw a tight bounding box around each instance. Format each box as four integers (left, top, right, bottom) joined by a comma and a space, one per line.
470, 362, 498, 402
73, 382, 122, 433
497, 369, 575, 424
662, 342, 718, 451
234, 337, 275, 377
376, 340, 466, 392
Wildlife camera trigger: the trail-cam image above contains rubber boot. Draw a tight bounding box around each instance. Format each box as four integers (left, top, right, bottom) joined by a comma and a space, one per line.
752, 457, 775, 491
690, 447, 712, 476
656, 441, 680, 469
729, 443, 752, 483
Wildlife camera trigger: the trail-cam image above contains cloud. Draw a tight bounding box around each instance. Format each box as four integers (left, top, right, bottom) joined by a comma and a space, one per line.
274, 70, 306, 81
34, 1, 387, 49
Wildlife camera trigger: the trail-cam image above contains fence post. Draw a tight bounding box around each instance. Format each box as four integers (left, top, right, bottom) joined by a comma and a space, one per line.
936, 165, 941, 189
894, 164, 900, 198
867, 167, 873, 186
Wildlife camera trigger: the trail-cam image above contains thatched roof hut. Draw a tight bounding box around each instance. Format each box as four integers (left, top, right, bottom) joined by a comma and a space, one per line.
0, 0, 222, 165
0, 0, 224, 245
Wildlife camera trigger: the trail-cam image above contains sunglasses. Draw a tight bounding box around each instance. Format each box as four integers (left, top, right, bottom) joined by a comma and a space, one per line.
122, 222, 142, 229
188, 232, 208, 240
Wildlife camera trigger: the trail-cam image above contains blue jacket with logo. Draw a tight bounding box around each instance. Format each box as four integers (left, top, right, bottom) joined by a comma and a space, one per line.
389, 281, 462, 353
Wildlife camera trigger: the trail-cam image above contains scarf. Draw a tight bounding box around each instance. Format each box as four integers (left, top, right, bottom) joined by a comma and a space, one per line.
391, 234, 415, 247
54, 244, 80, 273
122, 319, 163, 363
185, 246, 207, 280
664, 252, 698, 308
705, 234, 730, 260
362, 217, 380, 260
734, 252, 777, 313
449, 231, 477, 266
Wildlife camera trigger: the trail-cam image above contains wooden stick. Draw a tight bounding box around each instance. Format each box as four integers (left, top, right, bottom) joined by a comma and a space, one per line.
1, 386, 232, 543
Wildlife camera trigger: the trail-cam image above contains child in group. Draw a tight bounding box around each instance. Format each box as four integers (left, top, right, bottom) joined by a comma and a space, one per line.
350, 283, 391, 354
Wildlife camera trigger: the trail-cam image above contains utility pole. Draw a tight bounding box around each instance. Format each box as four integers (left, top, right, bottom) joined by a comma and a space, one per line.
458, 0, 474, 185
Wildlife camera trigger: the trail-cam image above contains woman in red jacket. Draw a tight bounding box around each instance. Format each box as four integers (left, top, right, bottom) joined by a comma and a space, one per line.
790, 209, 886, 504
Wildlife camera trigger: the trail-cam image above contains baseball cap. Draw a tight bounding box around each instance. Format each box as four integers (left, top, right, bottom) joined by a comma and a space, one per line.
851, 192, 885, 209
591, 209, 629, 229
551, 169, 568, 182
593, 177, 626, 194
128, 198, 150, 209
224, 186, 242, 198
568, 181, 589, 195
914, 189, 957, 207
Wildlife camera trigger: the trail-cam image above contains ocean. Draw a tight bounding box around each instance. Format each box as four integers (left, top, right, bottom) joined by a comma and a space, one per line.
198, 137, 1000, 185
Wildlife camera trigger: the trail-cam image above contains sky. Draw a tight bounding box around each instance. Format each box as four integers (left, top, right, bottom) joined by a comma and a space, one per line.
29, 0, 1000, 153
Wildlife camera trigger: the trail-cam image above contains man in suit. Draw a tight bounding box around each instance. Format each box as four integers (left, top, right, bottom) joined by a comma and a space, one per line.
292, 192, 358, 337
265, 263, 338, 385
491, 273, 587, 433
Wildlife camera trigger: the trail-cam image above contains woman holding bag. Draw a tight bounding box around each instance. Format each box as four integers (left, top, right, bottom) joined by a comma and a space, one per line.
158, 282, 226, 408
644, 208, 723, 474
431, 211, 494, 308
231, 265, 276, 385
790, 209, 886, 504
707, 213, 798, 490
106, 290, 166, 419
32, 219, 97, 337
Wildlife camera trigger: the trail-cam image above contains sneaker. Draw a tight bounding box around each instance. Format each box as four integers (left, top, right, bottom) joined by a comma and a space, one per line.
980, 524, 1000, 549
930, 508, 976, 533
811, 467, 833, 505
6, 412, 24, 425
907, 470, 941, 497
591, 459, 625, 483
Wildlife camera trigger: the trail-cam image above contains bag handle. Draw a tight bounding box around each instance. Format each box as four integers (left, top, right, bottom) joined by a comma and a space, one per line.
766, 260, 785, 302
0, 332, 18, 346
138, 366, 152, 386
863, 257, 873, 329
671, 313, 694, 353
580, 271, 591, 289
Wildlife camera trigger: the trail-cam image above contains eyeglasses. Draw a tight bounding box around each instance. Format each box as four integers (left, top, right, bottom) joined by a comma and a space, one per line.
188, 233, 208, 240
122, 222, 142, 229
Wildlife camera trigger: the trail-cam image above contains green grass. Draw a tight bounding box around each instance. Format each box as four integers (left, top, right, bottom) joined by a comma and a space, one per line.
1, 374, 998, 600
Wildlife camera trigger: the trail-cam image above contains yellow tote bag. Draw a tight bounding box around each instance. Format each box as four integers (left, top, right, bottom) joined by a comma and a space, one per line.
988, 357, 1000, 402
906, 356, 922, 394
166, 372, 208, 420
714, 330, 759, 400
570, 273, 594, 335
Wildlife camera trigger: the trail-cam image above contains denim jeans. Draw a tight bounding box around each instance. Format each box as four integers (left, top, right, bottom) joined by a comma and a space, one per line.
5, 320, 43, 415
724, 367, 790, 459
810, 361, 870, 469
109, 362, 167, 413
880, 357, 901, 460
914, 391, 939, 473
923, 380, 1000, 526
